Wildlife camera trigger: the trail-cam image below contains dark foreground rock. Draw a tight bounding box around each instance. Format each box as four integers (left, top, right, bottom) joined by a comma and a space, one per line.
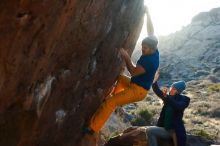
104, 127, 214, 146
104, 127, 173, 146
0, 1, 145, 146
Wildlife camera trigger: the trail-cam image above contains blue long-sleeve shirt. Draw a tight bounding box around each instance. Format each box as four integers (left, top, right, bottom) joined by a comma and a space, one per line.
152, 82, 190, 146
131, 50, 159, 90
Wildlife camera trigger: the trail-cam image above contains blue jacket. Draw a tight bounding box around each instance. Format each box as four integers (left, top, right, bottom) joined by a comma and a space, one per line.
152, 82, 190, 146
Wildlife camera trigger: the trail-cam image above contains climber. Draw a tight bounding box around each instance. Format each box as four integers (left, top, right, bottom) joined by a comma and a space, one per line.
147, 71, 190, 146
84, 7, 159, 134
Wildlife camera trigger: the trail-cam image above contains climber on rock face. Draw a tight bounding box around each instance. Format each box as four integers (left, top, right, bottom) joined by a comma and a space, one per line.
84, 7, 160, 135
147, 71, 190, 146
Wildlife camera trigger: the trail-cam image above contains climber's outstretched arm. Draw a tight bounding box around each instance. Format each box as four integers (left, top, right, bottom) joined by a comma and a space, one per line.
145, 7, 154, 36
120, 48, 145, 76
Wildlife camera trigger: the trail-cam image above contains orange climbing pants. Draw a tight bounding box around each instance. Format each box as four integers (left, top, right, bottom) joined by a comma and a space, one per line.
89, 74, 148, 133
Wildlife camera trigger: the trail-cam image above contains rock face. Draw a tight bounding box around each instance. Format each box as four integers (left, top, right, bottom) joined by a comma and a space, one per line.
132, 7, 220, 84
104, 127, 214, 146
0, 1, 145, 146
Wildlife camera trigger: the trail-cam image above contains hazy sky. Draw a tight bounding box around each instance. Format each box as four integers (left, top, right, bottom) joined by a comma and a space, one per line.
139, 0, 220, 38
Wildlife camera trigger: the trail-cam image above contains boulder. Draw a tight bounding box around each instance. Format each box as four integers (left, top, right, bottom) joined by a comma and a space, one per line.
104, 127, 173, 146
104, 127, 214, 146
0, 1, 145, 146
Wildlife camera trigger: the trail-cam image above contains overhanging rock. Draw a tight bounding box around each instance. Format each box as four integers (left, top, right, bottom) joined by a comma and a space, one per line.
0, 1, 145, 146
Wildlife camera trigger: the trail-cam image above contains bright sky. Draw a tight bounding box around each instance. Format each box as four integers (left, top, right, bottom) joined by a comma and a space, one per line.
139, 0, 220, 38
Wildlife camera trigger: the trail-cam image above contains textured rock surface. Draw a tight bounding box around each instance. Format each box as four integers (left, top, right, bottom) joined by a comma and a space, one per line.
0, 1, 145, 146
104, 127, 214, 146
104, 127, 173, 146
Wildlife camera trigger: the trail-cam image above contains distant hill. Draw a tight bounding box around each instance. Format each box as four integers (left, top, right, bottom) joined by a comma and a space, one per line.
132, 7, 220, 84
